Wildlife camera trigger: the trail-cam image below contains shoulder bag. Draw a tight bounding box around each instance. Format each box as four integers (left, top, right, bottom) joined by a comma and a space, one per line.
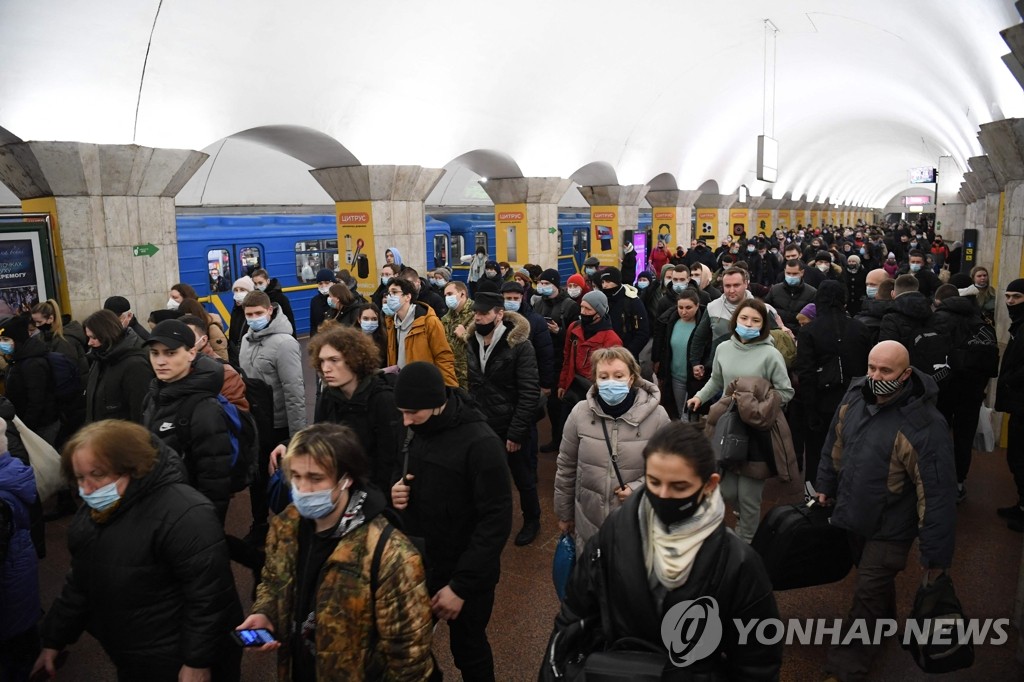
711, 401, 749, 465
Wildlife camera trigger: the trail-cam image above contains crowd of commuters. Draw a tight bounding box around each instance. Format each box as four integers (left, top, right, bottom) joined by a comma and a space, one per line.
0, 221, 1022, 681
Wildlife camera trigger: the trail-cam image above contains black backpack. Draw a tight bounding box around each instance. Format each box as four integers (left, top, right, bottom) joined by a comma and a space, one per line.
46, 351, 83, 405
908, 326, 952, 384
176, 393, 259, 493
950, 321, 999, 378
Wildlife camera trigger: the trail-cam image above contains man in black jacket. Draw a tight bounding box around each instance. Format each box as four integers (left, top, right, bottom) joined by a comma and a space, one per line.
854, 270, 893, 345
308, 268, 336, 333
468, 292, 542, 546
763, 260, 816, 333
391, 362, 512, 682
401, 267, 447, 319
103, 295, 150, 342
532, 269, 580, 451
595, 266, 650, 360
878, 275, 948, 382
996, 279, 1024, 530
902, 249, 941, 298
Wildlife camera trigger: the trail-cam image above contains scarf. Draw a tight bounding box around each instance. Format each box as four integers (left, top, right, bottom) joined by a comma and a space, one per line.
328, 488, 369, 539
477, 321, 507, 372
642, 487, 725, 590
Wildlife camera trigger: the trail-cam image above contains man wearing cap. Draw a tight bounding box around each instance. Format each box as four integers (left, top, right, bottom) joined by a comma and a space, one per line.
309, 268, 336, 333
390, 362, 512, 682
103, 296, 150, 342
141, 320, 234, 522
383, 277, 458, 386
581, 256, 601, 288
501, 281, 554, 390
996, 279, 1024, 531
594, 266, 650, 361
532, 269, 580, 451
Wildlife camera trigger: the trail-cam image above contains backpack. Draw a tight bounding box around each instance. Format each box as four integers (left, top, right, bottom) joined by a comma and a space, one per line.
239, 372, 276, 456
909, 327, 952, 384
950, 321, 999, 378
46, 352, 83, 404
177, 393, 259, 493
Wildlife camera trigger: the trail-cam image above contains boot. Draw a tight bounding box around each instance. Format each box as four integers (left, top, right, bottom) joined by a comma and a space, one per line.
515, 519, 540, 546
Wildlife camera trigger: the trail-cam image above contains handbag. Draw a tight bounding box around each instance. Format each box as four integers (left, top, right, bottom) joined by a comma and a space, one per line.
903, 573, 974, 673
13, 416, 62, 505
552, 532, 576, 601
711, 402, 749, 464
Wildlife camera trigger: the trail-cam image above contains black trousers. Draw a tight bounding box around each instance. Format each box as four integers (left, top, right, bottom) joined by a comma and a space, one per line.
1008, 413, 1024, 502
447, 589, 496, 682
507, 427, 541, 521
936, 379, 987, 483
250, 425, 290, 529
804, 425, 828, 490
546, 389, 566, 446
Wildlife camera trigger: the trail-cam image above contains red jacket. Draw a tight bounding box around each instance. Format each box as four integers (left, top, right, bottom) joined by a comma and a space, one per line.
650, 247, 670, 276
558, 321, 623, 390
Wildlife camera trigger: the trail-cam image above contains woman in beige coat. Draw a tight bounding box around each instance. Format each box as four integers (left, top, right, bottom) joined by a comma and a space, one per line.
554, 346, 671, 550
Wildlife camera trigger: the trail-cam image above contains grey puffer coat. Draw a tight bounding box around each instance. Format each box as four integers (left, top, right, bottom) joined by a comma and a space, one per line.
239, 304, 306, 435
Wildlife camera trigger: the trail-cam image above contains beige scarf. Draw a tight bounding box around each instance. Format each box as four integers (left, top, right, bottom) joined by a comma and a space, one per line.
644, 487, 726, 590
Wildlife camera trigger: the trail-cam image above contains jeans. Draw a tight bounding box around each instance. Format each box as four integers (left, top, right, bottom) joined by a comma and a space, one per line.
671, 375, 688, 419
717, 471, 765, 542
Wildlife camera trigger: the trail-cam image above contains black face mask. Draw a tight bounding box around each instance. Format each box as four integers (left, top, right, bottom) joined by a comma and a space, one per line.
645, 485, 704, 529
1009, 304, 1024, 323
475, 320, 496, 336
37, 323, 52, 333
580, 313, 596, 326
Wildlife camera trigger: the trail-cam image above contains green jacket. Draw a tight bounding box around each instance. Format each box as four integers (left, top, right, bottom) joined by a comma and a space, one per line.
442, 299, 476, 390
694, 335, 794, 406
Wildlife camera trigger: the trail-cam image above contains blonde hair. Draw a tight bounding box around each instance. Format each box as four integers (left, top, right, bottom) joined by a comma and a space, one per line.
590, 346, 641, 384
32, 299, 65, 337
282, 423, 368, 484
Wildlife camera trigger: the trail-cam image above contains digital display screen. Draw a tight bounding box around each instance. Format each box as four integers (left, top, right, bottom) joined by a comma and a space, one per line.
909, 167, 937, 184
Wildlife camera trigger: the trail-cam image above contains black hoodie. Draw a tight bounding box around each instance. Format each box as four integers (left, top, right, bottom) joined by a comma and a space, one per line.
264, 277, 297, 337
879, 291, 934, 350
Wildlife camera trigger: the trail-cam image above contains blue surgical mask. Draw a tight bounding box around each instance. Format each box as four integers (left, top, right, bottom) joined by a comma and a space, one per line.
672, 283, 688, 294
382, 304, 397, 317
327, 298, 337, 309
910, 263, 922, 273
637, 280, 649, 290
432, 279, 445, 288
445, 295, 459, 310
504, 300, 521, 312
784, 275, 801, 287
538, 284, 555, 297
79, 478, 123, 511
584, 267, 596, 276
747, 245, 756, 252
380, 276, 390, 287
247, 316, 270, 332
255, 284, 268, 293
360, 320, 379, 333
0, 341, 13, 355
597, 379, 631, 405
386, 294, 402, 311
291, 478, 348, 519
735, 324, 761, 340
865, 286, 878, 299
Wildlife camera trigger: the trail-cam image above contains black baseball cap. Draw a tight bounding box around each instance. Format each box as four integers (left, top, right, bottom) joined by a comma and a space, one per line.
144, 319, 195, 350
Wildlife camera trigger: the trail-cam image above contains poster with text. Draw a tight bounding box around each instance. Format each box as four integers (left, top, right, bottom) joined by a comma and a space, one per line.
590, 205, 619, 266
729, 208, 749, 236
336, 200, 376, 287
0, 232, 46, 316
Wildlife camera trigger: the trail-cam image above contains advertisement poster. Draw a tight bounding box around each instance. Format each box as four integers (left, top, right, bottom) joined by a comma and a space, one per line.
336, 200, 376, 287
495, 203, 529, 266
729, 208, 749, 236
652, 208, 677, 250
696, 209, 719, 246
810, 210, 821, 228
777, 210, 792, 231
755, 210, 772, 234
590, 205, 619, 266
0, 232, 46, 316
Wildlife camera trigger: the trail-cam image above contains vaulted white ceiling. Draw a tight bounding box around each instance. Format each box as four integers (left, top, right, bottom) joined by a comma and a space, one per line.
1, 0, 1022, 208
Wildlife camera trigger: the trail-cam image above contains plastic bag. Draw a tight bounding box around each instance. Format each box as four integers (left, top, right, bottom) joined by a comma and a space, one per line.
552, 532, 577, 601
974, 406, 996, 453
13, 416, 62, 504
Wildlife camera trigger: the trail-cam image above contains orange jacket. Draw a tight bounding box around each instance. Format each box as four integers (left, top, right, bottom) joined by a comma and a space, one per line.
385, 303, 458, 387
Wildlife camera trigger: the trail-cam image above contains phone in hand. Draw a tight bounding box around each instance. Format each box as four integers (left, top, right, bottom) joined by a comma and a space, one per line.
232, 629, 277, 647
29, 651, 69, 682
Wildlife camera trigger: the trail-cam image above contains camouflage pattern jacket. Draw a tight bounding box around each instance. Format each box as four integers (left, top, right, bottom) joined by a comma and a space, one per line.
441, 299, 475, 390
252, 503, 434, 681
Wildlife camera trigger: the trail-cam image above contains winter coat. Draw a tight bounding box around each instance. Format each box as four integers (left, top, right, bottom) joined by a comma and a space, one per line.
844, 266, 868, 315
397, 389, 512, 596
0, 452, 39, 640
620, 247, 637, 285
878, 292, 935, 351
794, 308, 871, 426
42, 328, 89, 384
315, 375, 403, 495
205, 320, 230, 362
649, 246, 670, 276
532, 290, 580, 375
997, 317, 1024, 415
763, 281, 817, 332
441, 299, 475, 389
415, 278, 447, 319
603, 284, 650, 359
40, 439, 243, 677
655, 304, 706, 387
554, 378, 670, 547
85, 331, 154, 424
310, 292, 332, 337
694, 335, 794, 407
264, 277, 297, 337
240, 304, 306, 434
384, 303, 457, 387
705, 376, 798, 482
905, 266, 941, 298
541, 491, 782, 682
198, 344, 249, 411
815, 371, 956, 568
468, 253, 487, 283
854, 298, 892, 346
228, 304, 247, 367
142, 354, 233, 520
558, 319, 623, 391
465, 312, 539, 445
3, 335, 57, 433
252, 489, 434, 681
515, 297, 555, 389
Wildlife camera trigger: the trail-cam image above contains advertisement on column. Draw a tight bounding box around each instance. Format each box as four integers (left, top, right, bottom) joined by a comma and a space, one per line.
810, 210, 820, 228
652, 208, 677, 251
729, 208, 749, 237
755, 210, 772, 234
696, 209, 718, 247
336, 201, 376, 288
590, 205, 619, 266
495, 203, 529, 266
0, 230, 47, 315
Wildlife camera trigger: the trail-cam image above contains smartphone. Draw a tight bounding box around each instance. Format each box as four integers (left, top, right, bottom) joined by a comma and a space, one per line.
232, 628, 277, 647
29, 651, 69, 682
544, 317, 554, 322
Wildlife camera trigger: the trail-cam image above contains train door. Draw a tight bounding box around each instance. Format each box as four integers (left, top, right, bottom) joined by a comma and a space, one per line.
202, 243, 264, 323
571, 228, 589, 272
475, 231, 490, 261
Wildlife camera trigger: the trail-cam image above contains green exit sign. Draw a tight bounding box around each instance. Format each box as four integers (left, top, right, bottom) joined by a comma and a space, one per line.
132, 243, 159, 257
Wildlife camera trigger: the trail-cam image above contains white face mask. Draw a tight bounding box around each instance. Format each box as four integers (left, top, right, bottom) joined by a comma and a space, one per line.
232, 291, 247, 305
166, 298, 179, 310
318, 285, 331, 295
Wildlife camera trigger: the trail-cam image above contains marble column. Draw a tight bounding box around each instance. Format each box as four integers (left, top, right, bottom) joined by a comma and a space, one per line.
966, 156, 1005, 274
577, 184, 649, 267
0, 140, 207, 317
693, 191, 736, 247
480, 176, 573, 270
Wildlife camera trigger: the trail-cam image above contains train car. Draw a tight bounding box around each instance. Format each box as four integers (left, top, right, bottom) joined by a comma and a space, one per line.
176, 214, 451, 336
435, 213, 495, 283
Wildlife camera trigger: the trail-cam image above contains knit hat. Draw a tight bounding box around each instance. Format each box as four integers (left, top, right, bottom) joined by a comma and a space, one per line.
1008, 278, 1024, 295
232, 276, 255, 292
539, 268, 561, 287
799, 303, 817, 320
660, 263, 676, 278
814, 251, 832, 263
636, 270, 655, 282
582, 290, 609, 317
566, 273, 587, 289
949, 273, 972, 289
887, 252, 896, 260
476, 279, 500, 294
433, 267, 452, 282
0, 315, 31, 344
501, 281, 525, 295
597, 266, 622, 286
316, 268, 336, 283
394, 362, 447, 410
103, 295, 132, 316
515, 267, 532, 282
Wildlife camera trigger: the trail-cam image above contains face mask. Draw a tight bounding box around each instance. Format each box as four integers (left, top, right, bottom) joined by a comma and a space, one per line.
475, 320, 497, 336
166, 298, 179, 310
247, 316, 270, 332
318, 285, 331, 295
597, 379, 631, 405
382, 303, 397, 317
584, 267, 597, 276
386, 294, 402, 311
1008, 303, 1024, 322
327, 298, 337, 309
567, 287, 582, 299
255, 284, 268, 292
291, 478, 349, 519
672, 283, 688, 294
580, 313, 596, 326
646, 485, 704, 528
735, 324, 761, 340
859, 248, 866, 256
910, 264, 922, 273
79, 478, 123, 511
637, 281, 649, 290
817, 263, 829, 272
0, 341, 13, 355
784, 275, 801, 287
504, 300, 520, 312
865, 286, 879, 299
381, 276, 390, 287
360, 320, 379, 333
538, 284, 555, 297
485, 270, 498, 278
747, 246, 755, 252
865, 375, 907, 397
443, 295, 459, 311
848, 265, 858, 273
233, 291, 247, 305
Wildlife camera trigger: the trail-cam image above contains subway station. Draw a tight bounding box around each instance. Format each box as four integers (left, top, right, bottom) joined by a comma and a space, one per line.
2, 1, 1024, 680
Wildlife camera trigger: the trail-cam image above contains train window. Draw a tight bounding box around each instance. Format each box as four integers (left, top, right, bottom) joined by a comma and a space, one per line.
294, 241, 325, 283
207, 249, 231, 293
474, 231, 488, 256
505, 226, 517, 262
452, 235, 466, 262
238, 246, 262, 277
433, 235, 449, 268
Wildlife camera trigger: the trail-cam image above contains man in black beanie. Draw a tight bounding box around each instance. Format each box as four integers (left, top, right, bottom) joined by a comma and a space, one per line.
595, 265, 650, 361
996, 279, 1024, 530
390, 362, 512, 680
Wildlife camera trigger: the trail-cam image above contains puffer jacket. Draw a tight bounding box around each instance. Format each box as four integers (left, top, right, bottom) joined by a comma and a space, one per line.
541, 491, 782, 682
996, 316, 1024, 415
0, 452, 39, 640
854, 298, 893, 346
705, 376, 798, 482
516, 296, 555, 389
532, 290, 580, 375
42, 328, 89, 384
4, 334, 57, 433
240, 304, 306, 434
558, 318, 623, 391
763, 281, 817, 332
252, 488, 433, 681
142, 354, 233, 520
40, 439, 242, 677
384, 302, 457, 387
603, 284, 650, 359
85, 330, 154, 424
554, 377, 670, 548
466, 312, 540, 444
816, 371, 956, 568
441, 298, 475, 389
878, 291, 935, 350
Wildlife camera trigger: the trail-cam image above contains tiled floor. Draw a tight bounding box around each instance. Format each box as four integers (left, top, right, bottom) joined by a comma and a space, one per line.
30, 349, 1024, 680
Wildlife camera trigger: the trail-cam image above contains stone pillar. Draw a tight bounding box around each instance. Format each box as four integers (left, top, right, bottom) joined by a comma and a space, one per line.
577, 184, 649, 266
756, 195, 782, 234
645, 189, 702, 249
979, 120, 1024, 312
480, 177, 573, 269
0, 141, 207, 317
694, 192, 736, 248
967, 156, 1005, 272
310, 165, 445, 288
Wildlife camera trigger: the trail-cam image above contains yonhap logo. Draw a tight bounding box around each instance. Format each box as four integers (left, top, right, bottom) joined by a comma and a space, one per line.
660, 596, 723, 667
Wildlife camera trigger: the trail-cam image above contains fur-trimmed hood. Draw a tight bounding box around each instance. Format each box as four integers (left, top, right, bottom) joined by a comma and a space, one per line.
466, 310, 531, 346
